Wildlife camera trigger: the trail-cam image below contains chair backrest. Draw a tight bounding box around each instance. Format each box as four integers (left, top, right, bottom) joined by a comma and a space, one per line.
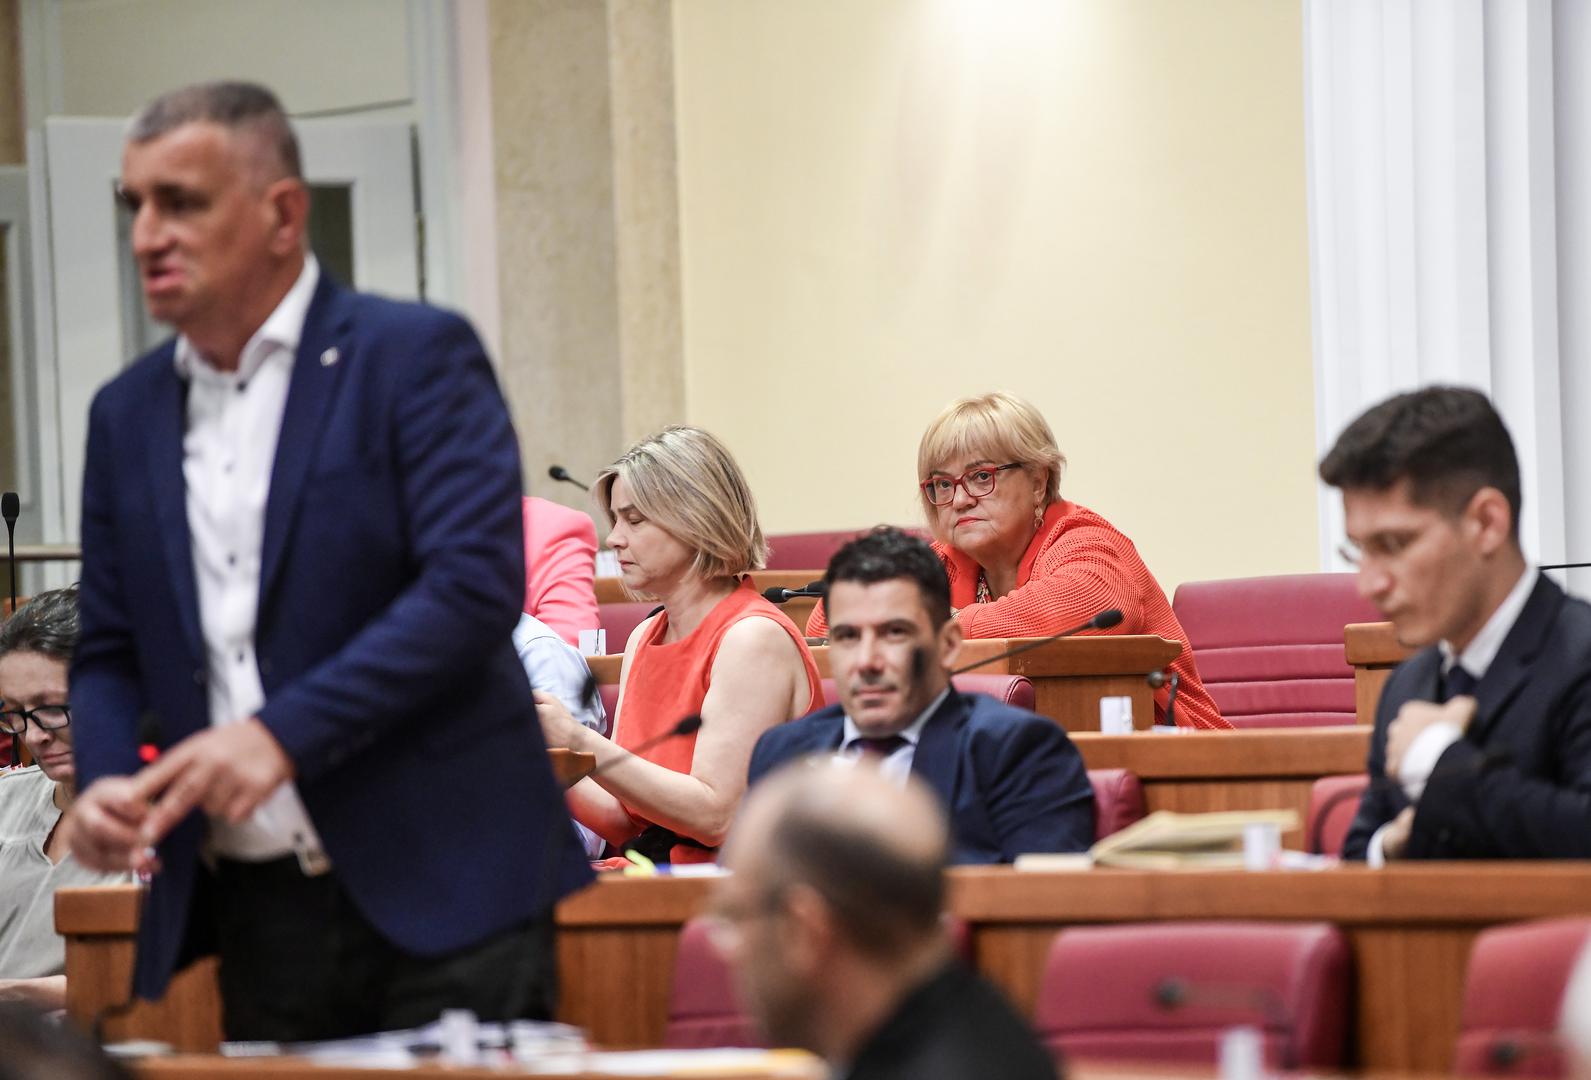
1305, 774, 1368, 856
764, 528, 929, 571
817, 674, 1036, 713
1171, 574, 1380, 729
1087, 769, 1147, 841
1454, 917, 1591, 1078
663, 917, 766, 1049
598, 601, 660, 650
1033, 921, 1351, 1069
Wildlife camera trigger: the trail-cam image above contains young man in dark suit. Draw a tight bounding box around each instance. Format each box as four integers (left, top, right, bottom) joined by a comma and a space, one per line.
713, 758, 1059, 1080
1321, 386, 1591, 861
747, 528, 1093, 862
67, 82, 590, 1038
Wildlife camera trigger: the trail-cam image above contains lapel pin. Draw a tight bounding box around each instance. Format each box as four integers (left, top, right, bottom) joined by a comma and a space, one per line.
320, 347, 340, 368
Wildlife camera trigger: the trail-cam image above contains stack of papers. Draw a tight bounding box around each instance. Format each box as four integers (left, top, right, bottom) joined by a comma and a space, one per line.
1015, 809, 1301, 871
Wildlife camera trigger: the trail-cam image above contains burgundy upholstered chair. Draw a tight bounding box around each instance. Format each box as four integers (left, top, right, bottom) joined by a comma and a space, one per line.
1454, 918, 1591, 1077
764, 528, 930, 571
1170, 573, 1381, 729
1305, 774, 1369, 856
1033, 921, 1351, 1069
1086, 768, 1147, 841
818, 674, 1036, 713
663, 917, 766, 1049
597, 600, 659, 651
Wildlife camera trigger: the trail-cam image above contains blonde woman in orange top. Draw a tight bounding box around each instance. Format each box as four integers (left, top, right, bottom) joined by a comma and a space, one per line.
536, 427, 821, 863
809, 393, 1227, 730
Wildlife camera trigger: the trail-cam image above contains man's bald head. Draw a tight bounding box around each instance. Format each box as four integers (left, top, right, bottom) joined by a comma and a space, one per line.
725, 759, 949, 960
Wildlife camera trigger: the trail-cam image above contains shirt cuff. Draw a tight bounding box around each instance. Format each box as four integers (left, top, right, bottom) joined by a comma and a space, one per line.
1397, 721, 1464, 803
1366, 823, 1390, 868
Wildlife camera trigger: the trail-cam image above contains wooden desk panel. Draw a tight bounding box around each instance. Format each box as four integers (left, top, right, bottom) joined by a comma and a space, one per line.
1072, 729, 1371, 849
1345, 621, 1414, 725
134, 1054, 816, 1079
588, 637, 1183, 733
64, 864, 1591, 1073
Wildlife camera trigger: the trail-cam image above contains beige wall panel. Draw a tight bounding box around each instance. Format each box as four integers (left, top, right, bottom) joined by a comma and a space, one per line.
56, 0, 410, 117
673, 0, 1317, 590
489, 0, 623, 504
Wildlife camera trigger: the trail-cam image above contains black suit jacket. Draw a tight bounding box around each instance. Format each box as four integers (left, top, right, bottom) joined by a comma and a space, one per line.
843, 963, 1058, 1080
1343, 573, 1591, 859
748, 691, 1095, 864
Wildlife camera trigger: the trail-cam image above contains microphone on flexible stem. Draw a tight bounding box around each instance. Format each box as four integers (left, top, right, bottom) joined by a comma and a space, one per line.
764, 581, 826, 604
547, 465, 590, 493
1153, 977, 1293, 1069
3, 491, 19, 768
1147, 669, 1181, 728
585, 714, 703, 782
2, 491, 17, 615
947, 608, 1124, 677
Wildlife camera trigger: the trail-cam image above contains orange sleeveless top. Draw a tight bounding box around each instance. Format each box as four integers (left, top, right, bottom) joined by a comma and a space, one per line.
616, 579, 821, 861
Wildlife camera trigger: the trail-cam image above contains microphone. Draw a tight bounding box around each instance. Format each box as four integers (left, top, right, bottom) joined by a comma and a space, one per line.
586, 714, 703, 781
3, 491, 18, 768
1147, 669, 1181, 728
947, 608, 1124, 677
1154, 976, 1293, 1068
2, 490, 18, 615
764, 581, 826, 604
547, 465, 589, 492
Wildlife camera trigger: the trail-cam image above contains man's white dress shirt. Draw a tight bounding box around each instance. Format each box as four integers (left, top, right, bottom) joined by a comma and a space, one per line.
176, 256, 327, 865
1367, 564, 1535, 866
839, 688, 952, 785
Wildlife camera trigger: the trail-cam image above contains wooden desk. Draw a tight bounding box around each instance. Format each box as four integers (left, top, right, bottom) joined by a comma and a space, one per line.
549, 749, 597, 787
1345, 622, 1414, 725
14, 543, 81, 563
589, 637, 1183, 733
1072, 728, 1370, 849
73, 863, 1591, 1073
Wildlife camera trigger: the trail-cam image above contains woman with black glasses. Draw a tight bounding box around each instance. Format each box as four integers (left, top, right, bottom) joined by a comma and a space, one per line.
0, 587, 128, 1007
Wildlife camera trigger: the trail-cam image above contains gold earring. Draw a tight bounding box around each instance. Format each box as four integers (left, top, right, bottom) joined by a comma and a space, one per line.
1033, 504, 1045, 530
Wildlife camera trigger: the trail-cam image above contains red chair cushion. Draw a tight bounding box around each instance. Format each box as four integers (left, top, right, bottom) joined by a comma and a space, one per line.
1454, 918, 1591, 1077
1033, 921, 1351, 1069
597, 601, 659, 650
764, 528, 931, 571
817, 675, 1036, 713
1087, 769, 1146, 841
663, 918, 766, 1049
1171, 574, 1380, 728
1305, 774, 1368, 856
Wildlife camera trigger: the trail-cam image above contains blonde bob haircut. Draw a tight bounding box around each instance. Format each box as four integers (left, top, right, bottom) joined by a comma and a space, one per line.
917, 392, 1067, 511
594, 426, 768, 587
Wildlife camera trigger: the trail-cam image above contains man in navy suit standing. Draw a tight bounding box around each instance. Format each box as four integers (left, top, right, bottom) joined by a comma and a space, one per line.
67, 81, 590, 1039
748, 528, 1093, 863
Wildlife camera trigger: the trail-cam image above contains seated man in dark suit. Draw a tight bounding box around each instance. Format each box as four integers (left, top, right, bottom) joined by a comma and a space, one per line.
712, 757, 1058, 1080
748, 528, 1093, 862
1320, 386, 1591, 861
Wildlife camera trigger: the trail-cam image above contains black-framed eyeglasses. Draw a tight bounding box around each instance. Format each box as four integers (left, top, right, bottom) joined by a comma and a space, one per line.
920, 463, 1023, 506
0, 704, 71, 736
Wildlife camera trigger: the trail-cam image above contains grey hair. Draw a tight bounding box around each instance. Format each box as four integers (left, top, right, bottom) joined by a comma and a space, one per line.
0, 587, 81, 664
127, 81, 302, 182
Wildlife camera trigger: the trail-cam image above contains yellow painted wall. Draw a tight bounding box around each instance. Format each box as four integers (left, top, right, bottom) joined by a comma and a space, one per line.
673, 0, 1318, 590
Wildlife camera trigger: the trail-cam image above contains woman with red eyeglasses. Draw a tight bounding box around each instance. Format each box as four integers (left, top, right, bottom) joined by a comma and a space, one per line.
809, 392, 1227, 729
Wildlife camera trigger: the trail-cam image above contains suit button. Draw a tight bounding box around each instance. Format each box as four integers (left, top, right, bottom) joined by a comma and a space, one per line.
193, 669, 207, 686
259, 659, 273, 677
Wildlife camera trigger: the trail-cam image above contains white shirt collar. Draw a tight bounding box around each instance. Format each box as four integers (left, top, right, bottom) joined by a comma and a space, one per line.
1439, 563, 1536, 679
174, 255, 320, 384
841, 686, 951, 749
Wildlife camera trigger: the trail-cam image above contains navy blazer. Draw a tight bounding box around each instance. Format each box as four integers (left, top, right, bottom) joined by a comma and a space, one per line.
1343, 573, 1591, 859
71, 275, 592, 997
748, 691, 1094, 863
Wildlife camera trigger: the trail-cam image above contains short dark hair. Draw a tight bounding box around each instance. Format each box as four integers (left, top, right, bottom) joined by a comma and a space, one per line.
765, 792, 946, 961
824, 528, 951, 628
1318, 386, 1522, 537
127, 81, 302, 182
0, 587, 80, 664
